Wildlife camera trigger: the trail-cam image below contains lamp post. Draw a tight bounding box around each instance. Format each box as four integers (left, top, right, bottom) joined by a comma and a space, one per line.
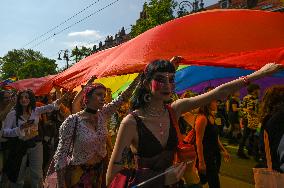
58, 49, 70, 69
178, 0, 204, 16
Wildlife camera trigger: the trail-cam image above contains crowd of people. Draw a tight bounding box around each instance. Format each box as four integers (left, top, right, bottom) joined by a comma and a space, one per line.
0, 58, 282, 188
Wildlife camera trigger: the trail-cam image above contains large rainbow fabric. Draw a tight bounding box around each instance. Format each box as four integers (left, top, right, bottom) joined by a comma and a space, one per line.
175, 66, 284, 97
7, 10, 284, 95
33, 9, 284, 95
92, 65, 284, 98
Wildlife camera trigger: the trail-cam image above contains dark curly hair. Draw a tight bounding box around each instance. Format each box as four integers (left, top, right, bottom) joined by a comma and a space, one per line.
260, 85, 284, 124
131, 59, 176, 110
15, 90, 36, 123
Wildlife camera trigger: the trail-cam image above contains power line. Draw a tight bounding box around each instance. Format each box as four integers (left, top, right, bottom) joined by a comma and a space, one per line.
31, 0, 120, 49
22, 0, 101, 48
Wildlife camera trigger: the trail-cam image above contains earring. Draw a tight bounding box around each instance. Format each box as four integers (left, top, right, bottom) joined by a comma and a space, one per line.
143, 93, 151, 103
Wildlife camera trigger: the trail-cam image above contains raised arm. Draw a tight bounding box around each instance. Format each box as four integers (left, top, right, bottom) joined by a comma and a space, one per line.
72, 76, 97, 114
102, 74, 141, 117
172, 63, 282, 118
106, 114, 136, 185
55, 86, 63, 99
58, 104, 71, 119
35, 92, 70, 115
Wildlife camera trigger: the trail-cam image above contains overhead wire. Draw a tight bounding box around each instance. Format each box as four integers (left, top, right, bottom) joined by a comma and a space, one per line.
31, 0, 120, 49
22, 0, 102, 48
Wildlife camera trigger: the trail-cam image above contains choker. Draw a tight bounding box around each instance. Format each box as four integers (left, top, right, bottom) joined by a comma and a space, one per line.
84, 108, 98, 114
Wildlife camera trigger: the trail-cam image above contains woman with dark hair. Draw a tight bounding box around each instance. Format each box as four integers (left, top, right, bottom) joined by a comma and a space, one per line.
2, 89, 68, 188
260, 86, 284, 172
195, 97, 230, 188
53, 76, 139, 188
106, 59, 281, 188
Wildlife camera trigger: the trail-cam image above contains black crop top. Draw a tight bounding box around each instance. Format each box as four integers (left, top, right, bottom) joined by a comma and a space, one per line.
131, 112, 178, 158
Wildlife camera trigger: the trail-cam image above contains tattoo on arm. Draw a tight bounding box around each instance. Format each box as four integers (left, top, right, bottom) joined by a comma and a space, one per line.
114, 147, 133, 166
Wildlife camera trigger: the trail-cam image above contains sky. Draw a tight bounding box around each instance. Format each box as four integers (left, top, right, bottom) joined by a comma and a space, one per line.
0, 0, 216, 68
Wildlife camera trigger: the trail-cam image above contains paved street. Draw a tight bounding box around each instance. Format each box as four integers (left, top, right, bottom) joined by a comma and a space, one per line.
216, 140, 257, 187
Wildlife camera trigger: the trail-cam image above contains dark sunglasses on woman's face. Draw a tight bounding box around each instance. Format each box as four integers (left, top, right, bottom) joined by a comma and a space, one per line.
153, 75, 175, 84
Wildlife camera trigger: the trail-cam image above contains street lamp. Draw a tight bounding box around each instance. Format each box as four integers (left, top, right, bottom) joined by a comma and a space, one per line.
58, 49, 70, 69
178, 0, 205, 16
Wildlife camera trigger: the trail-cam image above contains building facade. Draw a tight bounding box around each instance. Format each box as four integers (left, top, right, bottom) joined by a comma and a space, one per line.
206, 0, 284, 12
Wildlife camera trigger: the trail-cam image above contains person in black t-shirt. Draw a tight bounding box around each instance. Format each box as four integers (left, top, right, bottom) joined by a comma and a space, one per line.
226, 91, 241, 143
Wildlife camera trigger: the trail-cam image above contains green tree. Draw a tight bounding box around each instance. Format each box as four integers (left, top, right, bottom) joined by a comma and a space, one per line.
17, 58, 57, 79
71, 46, 92, 62
0, 49, 57, 79
130, 0, 177, 37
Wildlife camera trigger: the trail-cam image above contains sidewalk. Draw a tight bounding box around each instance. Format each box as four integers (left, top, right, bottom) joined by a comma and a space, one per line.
203, 175, 254, 188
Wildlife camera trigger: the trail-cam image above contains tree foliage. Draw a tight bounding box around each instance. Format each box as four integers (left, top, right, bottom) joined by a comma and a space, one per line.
0, 49, 57, 80
130, 0, 177, 37
17, 58, 57, 79
71, 46, 93, 62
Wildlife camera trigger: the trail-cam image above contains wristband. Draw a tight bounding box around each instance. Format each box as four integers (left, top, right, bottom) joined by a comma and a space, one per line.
240, 76, 250, 86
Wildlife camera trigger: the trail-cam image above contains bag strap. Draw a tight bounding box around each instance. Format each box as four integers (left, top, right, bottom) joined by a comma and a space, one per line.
166, 105, 183, 143
44, 115, 78, 178
193, 114, 197, 129
67, 115, 79, 157
264, 130, 272, 170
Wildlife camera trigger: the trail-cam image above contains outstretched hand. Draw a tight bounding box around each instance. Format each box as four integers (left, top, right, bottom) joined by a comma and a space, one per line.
170, 56, 183, 63
222, 150, 231, 163
255, 63, 283, 77
56, 91, 72, 105
20, 121, 34, 130
165, 162, 187, 185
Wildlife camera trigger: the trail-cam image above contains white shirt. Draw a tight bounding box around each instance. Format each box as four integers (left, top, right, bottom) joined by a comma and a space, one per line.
2, 101, 59, 140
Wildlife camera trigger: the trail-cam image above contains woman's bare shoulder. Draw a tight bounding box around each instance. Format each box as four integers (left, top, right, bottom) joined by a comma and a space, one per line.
120, 112, 137, 129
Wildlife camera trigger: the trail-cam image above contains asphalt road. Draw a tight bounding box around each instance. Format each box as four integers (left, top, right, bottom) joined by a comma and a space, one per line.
217, 140, 257, 187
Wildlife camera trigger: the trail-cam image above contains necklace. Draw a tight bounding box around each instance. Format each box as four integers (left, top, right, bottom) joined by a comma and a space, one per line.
144, 106, 167, 117
159, 123, 164, 138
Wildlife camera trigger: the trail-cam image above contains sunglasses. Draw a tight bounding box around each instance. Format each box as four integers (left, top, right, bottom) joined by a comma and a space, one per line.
152, 75, 175, 84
